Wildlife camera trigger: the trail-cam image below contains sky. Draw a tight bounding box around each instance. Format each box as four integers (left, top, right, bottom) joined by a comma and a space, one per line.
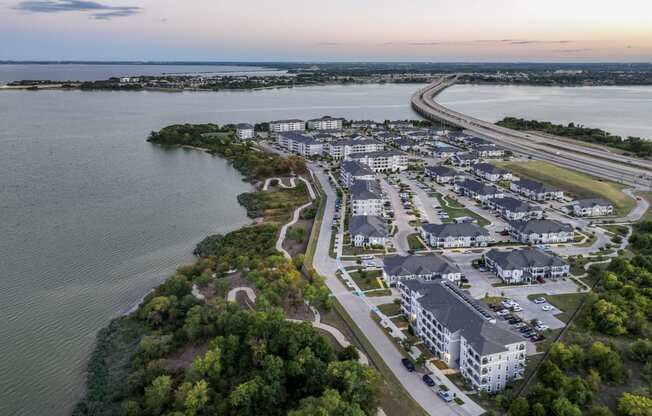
0, 0, 651, 62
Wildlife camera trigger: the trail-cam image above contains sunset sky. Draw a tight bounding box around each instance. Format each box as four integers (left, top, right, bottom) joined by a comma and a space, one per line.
1, 0, 651, 61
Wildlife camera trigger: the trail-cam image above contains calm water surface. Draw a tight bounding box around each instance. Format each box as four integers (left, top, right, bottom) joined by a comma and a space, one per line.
437, 84, 652, 139
1, 81, 651, 416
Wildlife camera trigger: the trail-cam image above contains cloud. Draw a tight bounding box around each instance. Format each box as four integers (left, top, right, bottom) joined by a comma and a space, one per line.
13, 0, 141, 19
407, 42, 440, 47
556, 48, 593, 53
509, 40, 573, 45
316, 42, 342, 46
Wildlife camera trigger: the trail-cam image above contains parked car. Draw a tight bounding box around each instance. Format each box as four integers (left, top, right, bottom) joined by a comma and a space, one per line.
542, 305, 554, 312
536, 276, 546, 284
496, 309, 510, 317
531, 334, 546, 342
402, 358, 415, 372
519, 326, 532, 333
532, 297, 546, 304
512, 305, 523, 312
535, 323, 549, 331
437, 389, 454, 402
422, 374, 435, 387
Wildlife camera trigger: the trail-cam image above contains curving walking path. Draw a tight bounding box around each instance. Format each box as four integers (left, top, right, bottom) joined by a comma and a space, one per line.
227, 287, 368, 365
264, 175, 318, 259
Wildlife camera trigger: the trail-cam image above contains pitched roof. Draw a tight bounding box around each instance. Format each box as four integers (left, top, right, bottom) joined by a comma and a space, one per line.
514, 179, 560, 193
422, 223, 489, 238
573, 198, 613, 208
349, 150, 405, 159
458, 179, 502, 196
485, 248, 568, 269
426, 165, 459, 177
384, 254, 460, 277
473, 163, 509, 175
350, 179, 383, 200
453, 151, 480, 161
403, 279, 523, 354
491, 196, 540, 212
341, 161, 374, 177
349, 215, 388, 238
508, 219, 574, 234
236, 123, 253, 129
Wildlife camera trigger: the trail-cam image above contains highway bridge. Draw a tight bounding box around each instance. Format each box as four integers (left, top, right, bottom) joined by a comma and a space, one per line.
411, 77, 652, 190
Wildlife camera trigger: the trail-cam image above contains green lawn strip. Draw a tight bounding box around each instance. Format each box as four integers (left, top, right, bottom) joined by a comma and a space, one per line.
305, 182, 327, 266
390, 316, 410, 328
364, 289, 393, 297
407, 233, 426, 250
349, 270, 382, 291
493, 160, 635, 216
636, 192, 652, 222
377, 302, 402, 317
331, 301, 428, 416
434, 194, 491, 227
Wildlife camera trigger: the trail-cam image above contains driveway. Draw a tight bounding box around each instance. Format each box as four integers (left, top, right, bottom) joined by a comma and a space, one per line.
381, 178, 415, 254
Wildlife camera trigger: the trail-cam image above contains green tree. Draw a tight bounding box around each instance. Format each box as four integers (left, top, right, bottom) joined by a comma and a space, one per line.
551, 397, 582, 416
184, 380, 209, 416
144, 375, 172, 416
508, 397, 530, 416
617, 393, 652, 416
326, 360, 381, 415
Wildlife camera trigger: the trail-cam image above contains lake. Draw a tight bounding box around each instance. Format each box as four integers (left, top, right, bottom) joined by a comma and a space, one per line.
437, 84, 652, 139
1, 79, 651, 416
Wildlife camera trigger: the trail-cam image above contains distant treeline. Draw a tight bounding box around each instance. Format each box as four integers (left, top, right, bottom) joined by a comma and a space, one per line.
497, 117, 652, 158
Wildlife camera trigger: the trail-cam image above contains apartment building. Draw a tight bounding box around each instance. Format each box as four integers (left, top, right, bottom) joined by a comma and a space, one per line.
564, 198, 614, 217
340, 161, 376, 188
472, 163, 513, 182
307, 116, 345, 130
454, 179, 504, 204
349, 215, 388, 247
450, 151, 481, 167
425, 165, 461, 184
269, 119, 305, 133
382, 254, 462, 286
484, 248, 570, 284
347, 150, 409, 172
421, 223, 492, 248
277, 132, 323, 157
327, 138, 384, 159
398, 279, 526, 393
508, 219, 575, 244
235, 123, 255, 140
511, 179, 564, 201
350, 179, 384, 216
487, 197, 544, 221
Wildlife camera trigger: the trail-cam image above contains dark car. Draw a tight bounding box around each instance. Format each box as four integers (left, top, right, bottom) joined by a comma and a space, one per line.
422, 374, 435, 387
401, 358, 415, 372
508, 318, 521, 325
531, 334, 546, 342
519, 326, 531, 333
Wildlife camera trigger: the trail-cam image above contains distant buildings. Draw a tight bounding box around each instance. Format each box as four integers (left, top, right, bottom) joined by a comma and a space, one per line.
235, 123, 255, 140
511, 179, 564, 202
327, 138, 384, 160
382, 254, 462, 286
484, 248, 570, 284
270, 119, 305, 133
349, 215, 388, 247
340, 161, 375, 188
421, 223, 492, 248
564, 198, 614, 217
350, 179, 385, 216
450, 151, 481, 167
307, 116, 345, 131
508, 219, 575, 244
398, 278, 526, 393
347, 150, 408, 173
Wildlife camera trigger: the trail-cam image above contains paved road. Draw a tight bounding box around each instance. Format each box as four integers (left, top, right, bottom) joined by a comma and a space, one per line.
380, 178, 414, 254
411, 78, 652, 190
311, 167, 484, 416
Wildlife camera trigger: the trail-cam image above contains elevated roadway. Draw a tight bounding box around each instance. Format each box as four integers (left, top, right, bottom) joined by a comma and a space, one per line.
411, 77, 652, 190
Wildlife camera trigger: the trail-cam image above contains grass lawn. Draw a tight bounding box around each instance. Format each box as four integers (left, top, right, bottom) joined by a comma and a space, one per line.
636, 192, 652, 222
434, 194, 491, 226
526, 292, 588, 323
377, 302, 402, 317
493, 160, 635, 216
391, 316, 410, 328
349, 270, 382, 291
407, 233, 426, 250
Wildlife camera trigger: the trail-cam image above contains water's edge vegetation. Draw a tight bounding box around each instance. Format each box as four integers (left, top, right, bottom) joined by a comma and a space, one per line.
73, 125, 379, 416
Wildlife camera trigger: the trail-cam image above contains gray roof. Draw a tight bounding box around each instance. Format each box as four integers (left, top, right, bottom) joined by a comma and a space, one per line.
508, 219, 573, 234
384, 254, 460, 277
271, 119, 304, 124
466, 137, 494, 146
403, 279, 523, 354
473, 163, 509, 175
350, 179, 382, 200
453, 151, 480, 161
279, 132, 317, 145
236, 123, 253, 129
308, 116, 345, 122
349, 215, 388, 238
395, 138, 417, 147
458, 179, 502, 196
349, 150, 405, 158
426, 165, 458, 177
336, 138, 381, 147
341, 161, 374, 177
485, 248, 567, 269
573, 198, 613, 208
422, 223, 489, 238
514, 179, 560, 193
492, 196, 540, 213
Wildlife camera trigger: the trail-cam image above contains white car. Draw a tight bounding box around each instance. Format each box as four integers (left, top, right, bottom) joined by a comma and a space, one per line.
542, 304, 554, 311
532, 297, 547, 304
535, 324, 550, 332
512, 306, 523, 312
496, 309, 510, 317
